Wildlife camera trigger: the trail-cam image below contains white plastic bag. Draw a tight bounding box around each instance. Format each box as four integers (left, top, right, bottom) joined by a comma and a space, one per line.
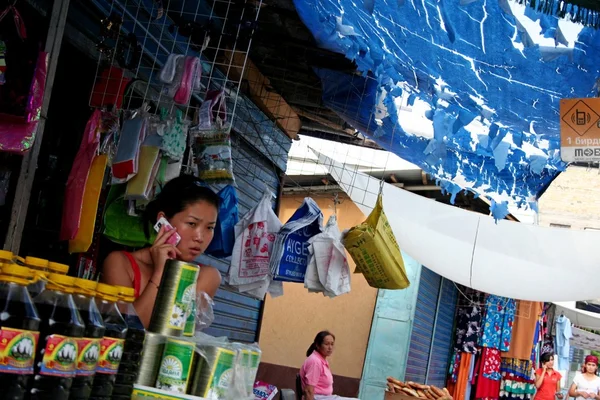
304, 215, 351, 297
228, 191, 282, 298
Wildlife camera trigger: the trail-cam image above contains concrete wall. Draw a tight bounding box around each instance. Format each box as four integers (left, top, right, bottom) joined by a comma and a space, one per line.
538, 166, 600, 229
257, 193, 378, 395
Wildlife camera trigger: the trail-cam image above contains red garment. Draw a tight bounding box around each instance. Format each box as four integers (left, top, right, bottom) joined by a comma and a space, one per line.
122, 251, 141, 298
482, 348, 502, 380
476, 347, 501, 399
534, 368, 561, 400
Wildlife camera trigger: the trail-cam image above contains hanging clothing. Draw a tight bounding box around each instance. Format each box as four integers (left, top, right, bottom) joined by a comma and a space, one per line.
500, 358, 536, 400
482, 348, 503, 381
555, 315, 572, 371
449, 350, 462, 383
477, 349, 502, 400
455, 289, 486, 353
464, 351, 477, 400
452, 352, 473, 400
502, 301, 543, 360
480, 295, 516, 351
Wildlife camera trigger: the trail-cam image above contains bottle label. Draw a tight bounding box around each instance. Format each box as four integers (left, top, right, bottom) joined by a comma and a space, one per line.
0, 327, 39, 374
183, 300, 196, 337
39, 334, 78, 377
167, 265, 199, 331
96, 337, 124, 374
76, 337, 101, 376
155, 338, 195, 393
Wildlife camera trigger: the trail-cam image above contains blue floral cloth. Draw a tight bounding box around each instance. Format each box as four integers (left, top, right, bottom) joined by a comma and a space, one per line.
480, 295, 516, 351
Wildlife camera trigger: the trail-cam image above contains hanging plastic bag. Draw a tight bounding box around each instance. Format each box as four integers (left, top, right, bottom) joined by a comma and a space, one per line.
89, 66, 131, 110
228, 191, 282, 296
191, 126, 234, 184
124, 144, 160, 201
270, 198, 323, 283
68, 154, 107, 253
344, 193, 409, 289
103, 184, 151, 247
112, 109, 148, 182
60, 110, 102, 241
198, 90, 227, 130
160, 109, 189, 161
305, 215, 351, 297
206, 185, 239, 258
0, 51, 48, 153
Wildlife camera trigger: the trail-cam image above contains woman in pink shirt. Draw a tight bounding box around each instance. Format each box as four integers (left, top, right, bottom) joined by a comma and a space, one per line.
300, 331, 358, 400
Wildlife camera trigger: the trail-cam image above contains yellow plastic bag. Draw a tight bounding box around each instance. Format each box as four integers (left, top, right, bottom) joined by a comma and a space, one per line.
69, 154, 107, 253
343, 193, 409, 289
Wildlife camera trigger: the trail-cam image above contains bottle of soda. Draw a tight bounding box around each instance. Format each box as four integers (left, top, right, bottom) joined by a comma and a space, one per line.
0, 263, 41, 400
31, 273, 85, 400
89, 284, 128, 400
69, 279, 105, 400
111, 286, 145, 400
25, 257, 49, 298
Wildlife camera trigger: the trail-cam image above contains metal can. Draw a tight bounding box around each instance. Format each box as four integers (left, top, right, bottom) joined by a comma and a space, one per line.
135, 332, 165, 387
149, 260, 200, 336
155, 338, 196, 394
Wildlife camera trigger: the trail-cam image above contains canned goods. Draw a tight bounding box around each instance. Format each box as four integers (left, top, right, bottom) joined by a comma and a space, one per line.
155, 338, 195, 394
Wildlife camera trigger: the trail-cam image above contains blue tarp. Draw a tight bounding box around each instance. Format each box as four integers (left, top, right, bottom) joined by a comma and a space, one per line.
293, 0, 600, 218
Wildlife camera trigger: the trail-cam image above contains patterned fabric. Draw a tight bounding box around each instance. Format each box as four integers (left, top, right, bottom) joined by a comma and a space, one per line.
481, 295, 516, 351
499, 359, 536, 400
483, 348, 502, 381
500, 358, 534, 382
454, 288, 486, 353
160, 109, 189, 161
449, 350, 462, 383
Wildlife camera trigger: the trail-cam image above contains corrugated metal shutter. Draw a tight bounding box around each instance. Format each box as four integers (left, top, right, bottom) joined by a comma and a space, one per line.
405, 267, 440, 383
405, 267, 457, 386
197, 132, 284, 343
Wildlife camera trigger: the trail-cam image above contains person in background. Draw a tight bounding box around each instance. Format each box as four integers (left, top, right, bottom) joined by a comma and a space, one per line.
300, 331, 358, 400
569, 355, 600, 400
534, 352, 564, 400
102, 175, 222, 327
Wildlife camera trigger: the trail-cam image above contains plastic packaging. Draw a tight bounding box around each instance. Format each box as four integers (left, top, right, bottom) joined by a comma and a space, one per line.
112, 287, 146, 400
0, 264, 41, 400
90, 284, 128, 399
70, 279, 105, 400
190, 126, 234, 184
344, 193, 409, 289
205, 185, 239, 259
32, 274, 85, 400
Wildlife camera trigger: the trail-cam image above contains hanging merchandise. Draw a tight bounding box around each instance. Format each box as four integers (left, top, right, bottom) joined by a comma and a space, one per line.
112, 108, 148, 182
174, 56, 200, 105
190, 126, 234, 184
159, 54, 184, 85
198, 90, 227, 131
0, 51, 48, 153
0, 40, 6, 85
60, 110, 102, 241
228, 191, 282, 299
103, 184, 151, 248
68, 154, 108, 254
124, 143, 161, 201
304, 215, 351, 297
270, 197, 323, 283
159, 54, 201, 105
555, 314, 572, 371
205, 185, 239, 258
480, 295, 516, 352
160, 109, 190, 161
502, 301, 543, 361
89, 66, 131, 110
344, 192, 409, 289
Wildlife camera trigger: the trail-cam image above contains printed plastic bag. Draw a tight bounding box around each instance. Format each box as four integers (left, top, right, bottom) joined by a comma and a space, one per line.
344, 193, 409, 289
206, 185, 239, 258
191, 126, 234, 184
305, 215, 351, 297
270, 198, 323, 283
253, 382, 278, 400
103, 184, 151, 247
60, 110, 102, 241
228, 191, 282, 298
198, 90, 227, 130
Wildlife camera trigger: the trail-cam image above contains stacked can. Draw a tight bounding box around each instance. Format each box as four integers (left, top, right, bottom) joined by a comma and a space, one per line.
136, 260, 200, 394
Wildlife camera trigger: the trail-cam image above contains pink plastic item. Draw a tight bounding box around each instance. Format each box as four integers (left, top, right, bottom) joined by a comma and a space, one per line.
0, 51, 48, 153
174, 56, 198, 105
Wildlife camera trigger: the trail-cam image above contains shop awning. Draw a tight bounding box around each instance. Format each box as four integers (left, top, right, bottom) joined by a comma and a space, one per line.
313, 147, 600, 302
292, 0, 600, 219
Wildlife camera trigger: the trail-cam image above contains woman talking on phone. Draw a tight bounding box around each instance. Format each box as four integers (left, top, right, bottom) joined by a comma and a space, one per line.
102, 175, 222, 328
568, 355, 600, 400
534, 352, 564, 400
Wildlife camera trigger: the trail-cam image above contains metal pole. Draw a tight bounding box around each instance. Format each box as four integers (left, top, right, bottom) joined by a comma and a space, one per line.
4, 0, 71, 253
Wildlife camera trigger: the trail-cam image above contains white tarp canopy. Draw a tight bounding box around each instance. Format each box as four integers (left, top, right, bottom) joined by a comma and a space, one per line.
312, 148, 600, 302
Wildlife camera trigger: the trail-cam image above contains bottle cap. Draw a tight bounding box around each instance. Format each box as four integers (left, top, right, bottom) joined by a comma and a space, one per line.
0, 264, 34, 284
48, 262, 69, 274
25, 256, 48, 270
73, 278, 97, 295
0, 250, 13, 262
46, 273, 75, 293
96, 283, 120, 301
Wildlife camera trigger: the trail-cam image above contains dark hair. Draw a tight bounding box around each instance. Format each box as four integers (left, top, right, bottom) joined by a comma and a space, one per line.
540, 352, 554, 364
306, 331, 335, 357
142, 175, 219, 238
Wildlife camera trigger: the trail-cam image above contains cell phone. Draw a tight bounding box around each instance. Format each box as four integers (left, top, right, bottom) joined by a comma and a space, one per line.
154, 217, 181, 246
